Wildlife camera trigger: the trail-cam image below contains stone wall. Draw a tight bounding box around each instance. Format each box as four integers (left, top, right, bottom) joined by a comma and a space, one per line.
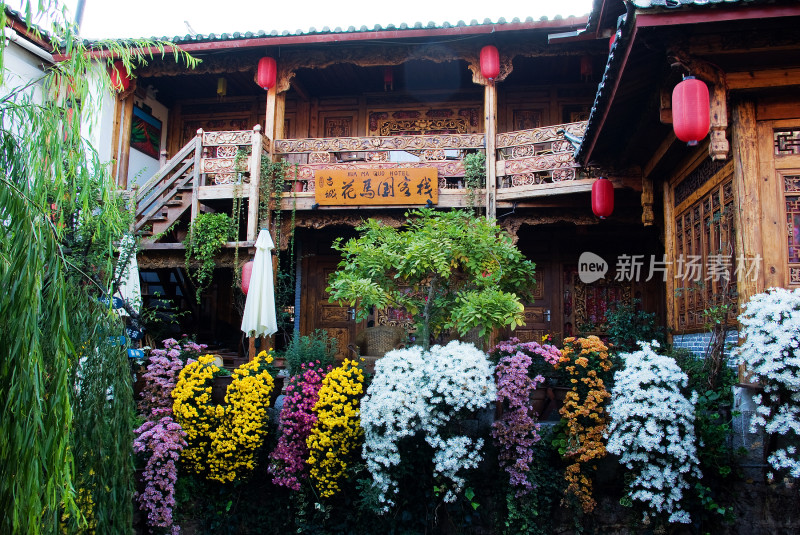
672, 330, 739, 357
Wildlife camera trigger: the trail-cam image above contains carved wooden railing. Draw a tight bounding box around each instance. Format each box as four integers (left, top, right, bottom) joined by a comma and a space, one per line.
495, 121, 587, 189
134, 126, 269, 243
273, 133, 486, 192
134, 123, 589, 244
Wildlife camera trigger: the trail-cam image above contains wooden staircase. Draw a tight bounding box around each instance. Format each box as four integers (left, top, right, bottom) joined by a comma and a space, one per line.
134, 137, 201, 241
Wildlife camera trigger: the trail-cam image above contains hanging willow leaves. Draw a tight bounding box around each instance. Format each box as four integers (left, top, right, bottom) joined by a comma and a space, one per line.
0, 2, 197, 533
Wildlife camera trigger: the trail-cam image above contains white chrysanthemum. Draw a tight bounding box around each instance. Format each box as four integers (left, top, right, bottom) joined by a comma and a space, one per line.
361, 341, 495, 510
606, 341, 701, 523
736, 288, 800, 480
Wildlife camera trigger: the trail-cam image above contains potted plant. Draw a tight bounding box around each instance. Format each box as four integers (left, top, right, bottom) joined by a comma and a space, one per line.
211, 366, 233, 404
282, 329, 337, 375
490, 337, 563, 419
328, 209, 536, 350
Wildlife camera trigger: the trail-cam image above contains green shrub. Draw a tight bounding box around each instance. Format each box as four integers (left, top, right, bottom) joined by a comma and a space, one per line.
282, 329, 337, 375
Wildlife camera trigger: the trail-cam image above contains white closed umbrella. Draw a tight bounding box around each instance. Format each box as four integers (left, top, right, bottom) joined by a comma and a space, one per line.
241, 228, 278, 338
116, 234, 141, 317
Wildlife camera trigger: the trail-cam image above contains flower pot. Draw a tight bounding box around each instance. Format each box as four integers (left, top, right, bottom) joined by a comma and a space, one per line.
212, 375, 233, 404
528, 387, 549, 418
540, 386, 570, 421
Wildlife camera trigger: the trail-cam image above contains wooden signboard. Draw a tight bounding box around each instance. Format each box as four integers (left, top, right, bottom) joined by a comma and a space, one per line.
314, 168, 438, 206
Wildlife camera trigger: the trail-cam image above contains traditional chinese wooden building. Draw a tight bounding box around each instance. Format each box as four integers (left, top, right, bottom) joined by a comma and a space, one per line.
109, 6, 669, 355
577, 0, 800, 357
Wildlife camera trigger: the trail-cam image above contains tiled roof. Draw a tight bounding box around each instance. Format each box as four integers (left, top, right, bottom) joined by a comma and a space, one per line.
4, 5, 52, 42
576, 0, 777, 164
124, 16, 587, 46
574, 10, 633, 164
631, 0, 757, 7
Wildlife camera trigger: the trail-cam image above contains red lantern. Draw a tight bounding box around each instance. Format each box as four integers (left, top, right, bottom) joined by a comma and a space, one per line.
383, 66, 393, 90
672, 76, 710, 146
257, 57, 277, 90
241, 260, 254, 295
609, 32, 617, 50
592, 177, 614, 219
480, 45, 500, 81
580, 54, 593, 80
109, 60, 130, 92
63, 107, 74, 141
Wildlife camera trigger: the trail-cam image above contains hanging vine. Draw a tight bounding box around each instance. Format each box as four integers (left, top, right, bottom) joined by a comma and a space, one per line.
0, 3, 197, 533
463, 151, 486, 215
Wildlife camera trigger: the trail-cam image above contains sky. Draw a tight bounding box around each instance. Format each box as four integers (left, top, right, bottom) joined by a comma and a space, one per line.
22, 0, 595, 40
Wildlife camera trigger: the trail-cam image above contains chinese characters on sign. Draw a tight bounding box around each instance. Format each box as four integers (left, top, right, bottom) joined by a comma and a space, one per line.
314, 168, 438, 206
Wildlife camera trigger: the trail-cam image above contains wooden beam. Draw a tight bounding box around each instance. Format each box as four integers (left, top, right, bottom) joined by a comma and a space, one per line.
495, 179, 595, 201
289, 79, 310, 101
643, 132, 677, 178
727, 68, 800, 90
636, 5, 800, 28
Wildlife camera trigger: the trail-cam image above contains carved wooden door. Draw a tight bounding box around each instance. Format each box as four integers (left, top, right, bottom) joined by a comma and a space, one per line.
301, 256, 360, 360
508, 263, 556, 343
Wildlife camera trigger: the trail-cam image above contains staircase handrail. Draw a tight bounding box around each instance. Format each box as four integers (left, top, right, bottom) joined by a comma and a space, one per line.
135, 136, 199, 208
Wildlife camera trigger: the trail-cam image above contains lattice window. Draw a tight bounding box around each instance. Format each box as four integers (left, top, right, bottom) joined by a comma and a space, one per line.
775, 129, 800, 156
674, 178, 737, 331
784, 175, 800, 284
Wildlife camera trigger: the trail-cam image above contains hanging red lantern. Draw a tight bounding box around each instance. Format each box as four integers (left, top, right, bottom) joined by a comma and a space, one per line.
580, 54, 593, 80
383, 66, 393, 90
672, 76, 710, 146
257, 57, 277, 90
480, 45, 500, 81
63, 107, 74, 141
241, 260, 254, 295
609, 32, 617, 50
109, 60, 130, 92
592, 177, 614, 219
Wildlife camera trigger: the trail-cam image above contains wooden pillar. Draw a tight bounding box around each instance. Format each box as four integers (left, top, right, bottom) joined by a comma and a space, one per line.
264, 87, 286, 157
110, 95, 122, 181
190, 130, 203, 232
663, 180, 676, 345
247, 125, 263, 242
484, 82, 497, 219
732, 100, 764, 306
732, 99, 764, 382
116, 95, 135, 189
641, 176, 655, 226
756, 119, 786, 291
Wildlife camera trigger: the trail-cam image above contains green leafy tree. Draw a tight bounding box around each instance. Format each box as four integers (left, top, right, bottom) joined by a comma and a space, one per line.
0, 3, 196, 532
327, 209, 536, 349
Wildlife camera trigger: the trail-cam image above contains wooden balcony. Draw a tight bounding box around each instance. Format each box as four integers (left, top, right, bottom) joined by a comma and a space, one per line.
134, 121, 588, 248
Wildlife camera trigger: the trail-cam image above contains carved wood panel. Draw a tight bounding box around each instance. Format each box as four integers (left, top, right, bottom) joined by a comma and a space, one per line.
300, 256, 361, 360
275, 133, 484, 154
